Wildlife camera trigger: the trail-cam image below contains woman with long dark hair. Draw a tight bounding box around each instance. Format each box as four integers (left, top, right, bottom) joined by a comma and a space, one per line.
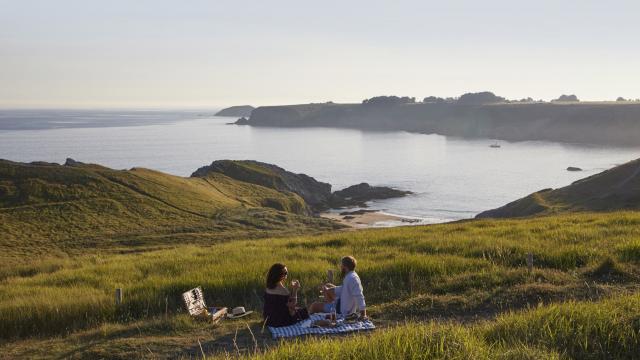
262, 263, 309, 327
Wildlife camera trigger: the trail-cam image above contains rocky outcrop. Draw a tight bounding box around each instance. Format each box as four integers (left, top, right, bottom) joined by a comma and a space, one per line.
234, 117, 250, 125
215, 105, 255, 117
64, 158, 84, 166
567, 167, 583, 172
191, 160, 411, 212
330, 183, 412, 207
191, 160, 332, 210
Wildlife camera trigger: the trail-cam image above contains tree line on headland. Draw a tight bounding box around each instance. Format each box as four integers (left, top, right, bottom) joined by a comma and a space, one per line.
361, 91, 639, 106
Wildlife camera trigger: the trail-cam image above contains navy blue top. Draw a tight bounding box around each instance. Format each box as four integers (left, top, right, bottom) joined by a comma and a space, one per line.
263, 292, 309, 327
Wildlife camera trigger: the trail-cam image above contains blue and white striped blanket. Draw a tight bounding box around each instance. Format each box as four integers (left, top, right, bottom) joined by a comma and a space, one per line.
268, 313, 375, 339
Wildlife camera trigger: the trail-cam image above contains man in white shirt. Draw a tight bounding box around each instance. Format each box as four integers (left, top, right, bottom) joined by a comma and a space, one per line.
309, 256, 367, 318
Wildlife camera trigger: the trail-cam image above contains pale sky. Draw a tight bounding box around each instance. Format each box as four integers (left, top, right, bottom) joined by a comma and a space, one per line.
1, 0, 639, 109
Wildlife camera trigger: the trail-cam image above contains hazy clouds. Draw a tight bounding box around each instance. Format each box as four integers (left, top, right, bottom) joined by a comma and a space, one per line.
1, 0, 639, 108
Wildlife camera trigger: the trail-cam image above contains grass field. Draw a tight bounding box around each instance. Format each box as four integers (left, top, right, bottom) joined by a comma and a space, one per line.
1, 211, 640, 358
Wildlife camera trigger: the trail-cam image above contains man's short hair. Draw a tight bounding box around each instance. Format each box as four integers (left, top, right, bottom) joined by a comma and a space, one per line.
341, 256, 356, 271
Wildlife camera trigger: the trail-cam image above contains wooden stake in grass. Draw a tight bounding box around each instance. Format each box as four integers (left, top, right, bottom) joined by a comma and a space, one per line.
327, 269, 334, 283
526, 253, 534, 272
115, 288, 123, 306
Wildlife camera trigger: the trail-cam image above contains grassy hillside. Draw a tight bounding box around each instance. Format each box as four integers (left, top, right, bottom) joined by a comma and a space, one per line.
477, 158, 640, 218
1, 211, 640, 358
0, 159, 339, 264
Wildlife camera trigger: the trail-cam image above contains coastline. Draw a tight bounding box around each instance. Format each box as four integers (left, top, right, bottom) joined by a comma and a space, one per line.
245, 102, 640, 147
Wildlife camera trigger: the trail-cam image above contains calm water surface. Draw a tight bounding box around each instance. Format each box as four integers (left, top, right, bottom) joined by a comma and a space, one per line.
1, 110, 639, 224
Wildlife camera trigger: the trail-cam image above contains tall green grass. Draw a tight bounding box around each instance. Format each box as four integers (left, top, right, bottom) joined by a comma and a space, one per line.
1, 212, 639, 340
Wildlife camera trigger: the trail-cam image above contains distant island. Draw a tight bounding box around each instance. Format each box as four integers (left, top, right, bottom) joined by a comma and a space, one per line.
236, 92, 640, 146
215, 105, 255, 117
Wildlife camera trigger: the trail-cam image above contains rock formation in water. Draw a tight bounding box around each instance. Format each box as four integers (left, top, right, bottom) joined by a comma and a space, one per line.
234, 117, 250, 125
330, 183, 412, 208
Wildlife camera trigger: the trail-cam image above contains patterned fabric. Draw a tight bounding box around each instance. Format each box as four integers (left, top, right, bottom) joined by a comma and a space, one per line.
268, 313, 375, 339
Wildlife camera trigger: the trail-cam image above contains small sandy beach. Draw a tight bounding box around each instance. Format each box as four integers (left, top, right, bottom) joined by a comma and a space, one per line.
321, 210, 421, 228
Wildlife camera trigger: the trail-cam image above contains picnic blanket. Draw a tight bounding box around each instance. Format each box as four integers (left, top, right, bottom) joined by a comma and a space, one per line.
268, 313, 375, 339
